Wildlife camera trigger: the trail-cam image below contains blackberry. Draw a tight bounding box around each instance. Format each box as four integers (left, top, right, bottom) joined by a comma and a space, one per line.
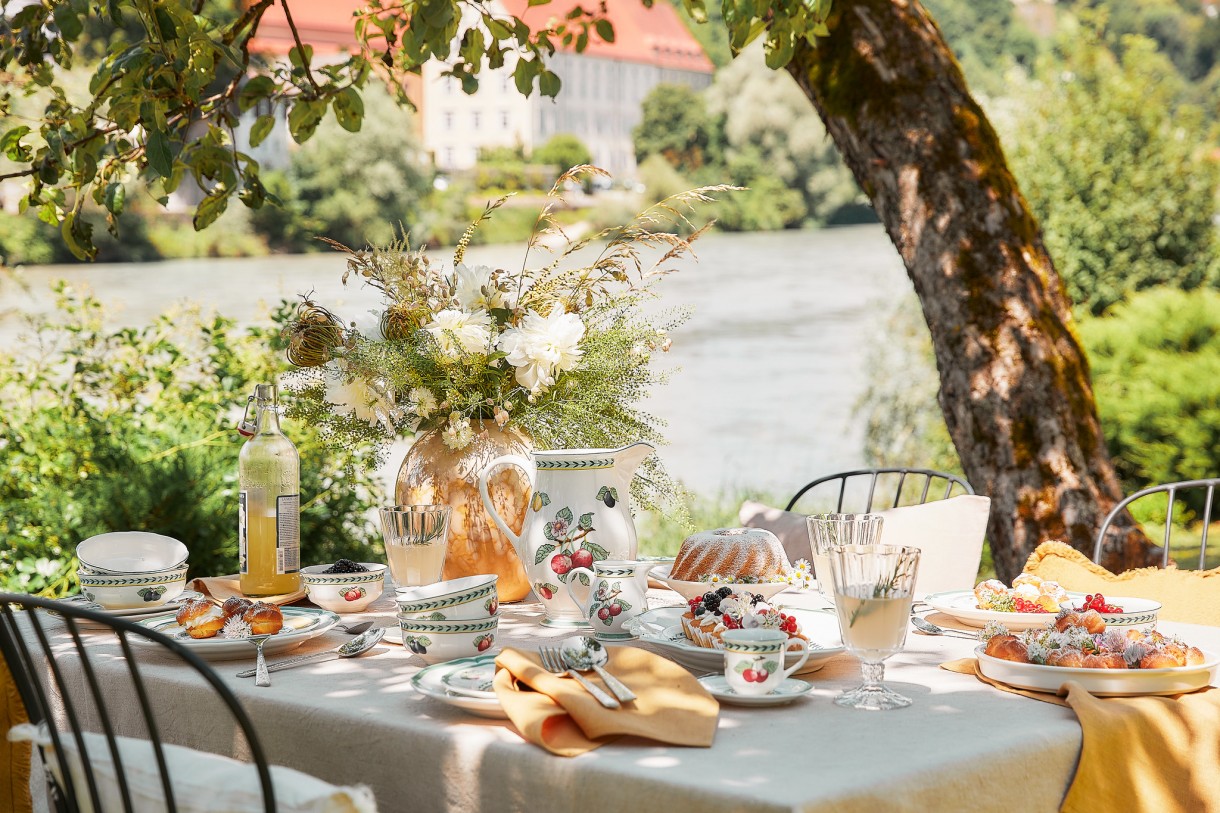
716, 586, 733, 598
322, 558, 368, 574
701, 591, 718, 605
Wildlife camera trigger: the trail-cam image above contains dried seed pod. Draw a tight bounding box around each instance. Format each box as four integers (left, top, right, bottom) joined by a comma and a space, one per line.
380, 303, 419, 341
284, 303, 344, 367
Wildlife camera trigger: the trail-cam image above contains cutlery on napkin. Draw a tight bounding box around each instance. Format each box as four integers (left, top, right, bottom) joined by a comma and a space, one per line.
493, 647, 718, 757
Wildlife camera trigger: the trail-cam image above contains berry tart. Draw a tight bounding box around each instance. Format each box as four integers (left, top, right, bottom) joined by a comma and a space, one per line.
973, 573, 1070, 614
681, 587, 806, 649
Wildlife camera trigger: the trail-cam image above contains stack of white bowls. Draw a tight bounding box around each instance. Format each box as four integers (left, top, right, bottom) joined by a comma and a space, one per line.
396, 575, 500, 664
76, 532, 190, 611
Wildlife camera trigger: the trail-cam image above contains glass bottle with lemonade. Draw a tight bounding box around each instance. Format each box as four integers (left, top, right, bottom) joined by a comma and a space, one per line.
239, 383, 302, 596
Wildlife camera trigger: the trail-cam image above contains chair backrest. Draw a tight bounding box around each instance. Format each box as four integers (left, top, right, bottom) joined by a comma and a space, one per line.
784, 467, 975, 513
1093, 478, 1220, 570
0, 592, 275, 813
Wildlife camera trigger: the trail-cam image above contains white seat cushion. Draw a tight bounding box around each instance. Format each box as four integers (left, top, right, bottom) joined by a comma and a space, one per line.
740, 494, 991, 594
8, 724, 377, 813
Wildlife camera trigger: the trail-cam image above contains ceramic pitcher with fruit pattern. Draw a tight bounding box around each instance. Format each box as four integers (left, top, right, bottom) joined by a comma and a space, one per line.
565, 560, 652, 639
478, 443, 654, 626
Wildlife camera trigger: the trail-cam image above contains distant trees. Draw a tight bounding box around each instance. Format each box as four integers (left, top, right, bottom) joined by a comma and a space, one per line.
1007, 28, 1220, 316
532, 134, 593, 172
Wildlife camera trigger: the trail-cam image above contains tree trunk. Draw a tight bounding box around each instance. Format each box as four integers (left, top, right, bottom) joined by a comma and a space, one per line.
784, 0, 1157, 579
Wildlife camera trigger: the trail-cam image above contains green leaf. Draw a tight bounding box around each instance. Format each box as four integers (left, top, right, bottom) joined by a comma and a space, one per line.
103, 182, 125, 217
248, 114, 275, 148
762, 660, 779, 674
288, 43, 314, 70
332, 88, 364, 133
239, 76, 276, 112
287, 99, 325, 143
577, 512, 594, 530
735, 661, 749, 675
154, 7, 178, 40
145, 130, 173, 178
513, 58, 538, 96
594, 19, 615, 43
584, 541, 609, 561
60, 213, 96, 261
616, 599, 631, 612
193, 189, 230, 231
528, 0, 549, 5
534, 543, 557, 566
52, 4, 83, 40
538, 70, 561, 98
1, 126, 32, 161
597, 486, 609, 500
556, 506, 573, 524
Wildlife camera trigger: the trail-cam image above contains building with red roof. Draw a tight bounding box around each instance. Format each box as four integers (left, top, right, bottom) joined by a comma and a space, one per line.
422, 1, 714, 176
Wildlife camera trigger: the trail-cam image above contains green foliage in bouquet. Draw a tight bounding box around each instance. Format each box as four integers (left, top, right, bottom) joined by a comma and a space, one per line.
0, 285, 382, 597
283, 167, 732, 518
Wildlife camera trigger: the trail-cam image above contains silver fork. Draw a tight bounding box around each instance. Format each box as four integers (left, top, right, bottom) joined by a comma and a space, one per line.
538, 646, 620, 709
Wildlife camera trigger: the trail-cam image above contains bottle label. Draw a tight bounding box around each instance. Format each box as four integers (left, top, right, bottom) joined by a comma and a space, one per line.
276, 494, 301, 574
238, 491, 249, 575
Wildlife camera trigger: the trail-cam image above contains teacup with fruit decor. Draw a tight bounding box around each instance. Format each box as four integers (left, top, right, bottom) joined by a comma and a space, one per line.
722, 629, 810, 696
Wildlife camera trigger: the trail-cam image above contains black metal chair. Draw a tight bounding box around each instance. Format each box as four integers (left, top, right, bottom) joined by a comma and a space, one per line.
0, 592, 275, 813
1092, 478, 1220, 570
784, 467, 975, 513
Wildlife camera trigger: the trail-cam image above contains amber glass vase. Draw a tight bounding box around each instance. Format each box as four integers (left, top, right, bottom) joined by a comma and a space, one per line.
395, 421, 532, 602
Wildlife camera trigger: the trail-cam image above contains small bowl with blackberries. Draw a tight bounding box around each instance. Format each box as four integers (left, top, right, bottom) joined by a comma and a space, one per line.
302, 560, 387, 613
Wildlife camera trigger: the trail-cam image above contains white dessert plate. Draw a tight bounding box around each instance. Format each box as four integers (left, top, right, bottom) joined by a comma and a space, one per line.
975, 645, 1220, 697
77, 532, 189, 574
60, 591, 203, 623
412, 654, 507, 719
135, 607, 340, 661
925, 591, 1161, 631
697, 675, 813, 706
648, 564, 791, 602
440, 662, 498, 699
628, 606, 844, 676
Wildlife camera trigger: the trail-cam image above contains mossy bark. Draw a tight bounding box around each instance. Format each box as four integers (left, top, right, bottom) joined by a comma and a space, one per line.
785, 0, 1155, 579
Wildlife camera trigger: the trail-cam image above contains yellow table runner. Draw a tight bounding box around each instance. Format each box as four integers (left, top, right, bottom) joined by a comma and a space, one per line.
1, 657, 33, 813
943, 657, 1220, 813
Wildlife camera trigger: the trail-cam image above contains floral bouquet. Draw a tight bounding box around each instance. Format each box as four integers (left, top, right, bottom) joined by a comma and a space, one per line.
281, 167, 730, 514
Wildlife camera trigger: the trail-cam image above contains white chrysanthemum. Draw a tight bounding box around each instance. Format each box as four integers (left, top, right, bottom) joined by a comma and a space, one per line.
497, 308, 585, 394
425, 308, 493, 357
350, 309, 385, 340
707, 574, 724, 586
793, 559, 812, 576
454, 264, 507, 311
441, 413, 475, 450
322, 361, 396, 430
408, 387, 438, 418
221, 617, 251, 639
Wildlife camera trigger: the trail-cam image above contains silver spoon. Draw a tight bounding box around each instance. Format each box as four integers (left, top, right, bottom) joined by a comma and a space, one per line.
560, 636, 636, 703
910, 616, 979, 640
237, 627, 385, 678
336, 621, 374, 635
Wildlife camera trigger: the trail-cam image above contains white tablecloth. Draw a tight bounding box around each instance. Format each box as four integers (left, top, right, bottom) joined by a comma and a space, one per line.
23, 589, 1220, 813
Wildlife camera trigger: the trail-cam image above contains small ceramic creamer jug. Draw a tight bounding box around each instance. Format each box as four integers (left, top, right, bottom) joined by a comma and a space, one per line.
478, 443, 653, 626
565, 560, 652, 639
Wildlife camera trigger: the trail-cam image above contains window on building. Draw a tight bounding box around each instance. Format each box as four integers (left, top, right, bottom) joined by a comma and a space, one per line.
444, 147, 454, 165
472, 111, 481, 129
444, 111, 454, 130
500, 110, 510, 129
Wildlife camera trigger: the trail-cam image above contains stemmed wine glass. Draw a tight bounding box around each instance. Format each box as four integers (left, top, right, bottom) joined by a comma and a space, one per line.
805, 513, 885, 605
827, 543, 922, 711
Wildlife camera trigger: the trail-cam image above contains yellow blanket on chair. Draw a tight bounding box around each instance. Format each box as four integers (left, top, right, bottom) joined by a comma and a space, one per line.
1023, 541, 1220, 626
2, 657, 33, 813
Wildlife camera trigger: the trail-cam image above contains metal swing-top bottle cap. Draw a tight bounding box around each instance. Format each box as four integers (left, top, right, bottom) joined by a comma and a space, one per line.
237, 383, 276, 437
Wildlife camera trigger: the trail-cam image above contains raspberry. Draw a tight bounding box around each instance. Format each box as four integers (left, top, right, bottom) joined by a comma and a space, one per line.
722, 614, 740, 630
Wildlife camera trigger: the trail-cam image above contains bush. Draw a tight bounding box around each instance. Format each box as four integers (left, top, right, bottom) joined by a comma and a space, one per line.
0, 286, 383, 596
532, 134, 593, 171
1007, 29, 1220, 315
1079, 286, 1220, 517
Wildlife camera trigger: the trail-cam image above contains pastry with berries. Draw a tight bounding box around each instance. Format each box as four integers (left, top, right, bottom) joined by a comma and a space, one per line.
681, 587, 806, 649
973, 573, 1069, 613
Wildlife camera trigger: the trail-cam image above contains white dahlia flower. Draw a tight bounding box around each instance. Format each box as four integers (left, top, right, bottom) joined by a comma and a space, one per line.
424, 308, 493, 357
497, 308, 585, 394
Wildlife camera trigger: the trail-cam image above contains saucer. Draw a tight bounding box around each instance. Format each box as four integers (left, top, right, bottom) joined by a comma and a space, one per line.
697, 675, 814, 706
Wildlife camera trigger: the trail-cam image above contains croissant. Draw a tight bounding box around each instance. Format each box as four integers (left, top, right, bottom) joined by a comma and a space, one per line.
984, 634, 1030, 663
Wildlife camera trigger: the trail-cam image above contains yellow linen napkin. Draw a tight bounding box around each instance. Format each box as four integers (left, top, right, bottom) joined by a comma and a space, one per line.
1, 658, 33, 813
188, 575, 307, 606
493, 647, 718, 757
942, 658, 1220, 813
1023, 541, 1220, 626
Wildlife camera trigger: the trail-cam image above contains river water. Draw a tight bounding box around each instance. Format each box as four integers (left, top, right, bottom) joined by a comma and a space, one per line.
0, 225, 915, 499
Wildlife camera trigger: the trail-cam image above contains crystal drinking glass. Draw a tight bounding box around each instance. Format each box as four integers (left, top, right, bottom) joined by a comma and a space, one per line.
379, 505, 451, 589
828, 543, 922, 711
805, 513, 885, 604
